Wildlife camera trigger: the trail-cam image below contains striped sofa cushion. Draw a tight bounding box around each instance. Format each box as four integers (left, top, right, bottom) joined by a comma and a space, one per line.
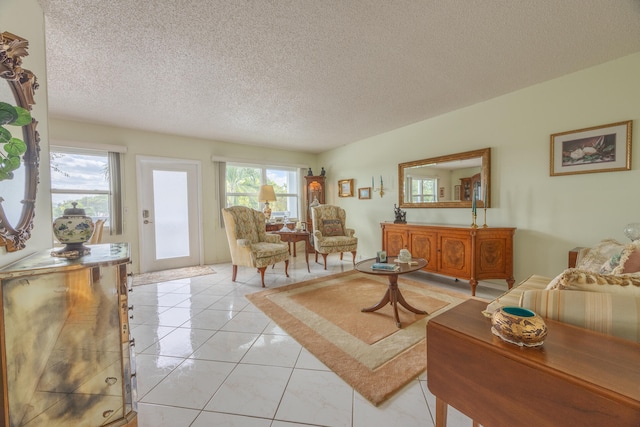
520, 289, 640, 342
483, 274, 551, 317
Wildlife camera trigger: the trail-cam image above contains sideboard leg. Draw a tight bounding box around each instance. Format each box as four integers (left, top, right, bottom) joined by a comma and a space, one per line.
469, 279, 478, 296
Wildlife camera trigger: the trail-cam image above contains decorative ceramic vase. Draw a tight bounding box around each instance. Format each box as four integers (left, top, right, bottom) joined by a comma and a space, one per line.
52, 202, 94, 259
398, 248, 412, 263
491, 306, 547, 347
623, 223, 640, 241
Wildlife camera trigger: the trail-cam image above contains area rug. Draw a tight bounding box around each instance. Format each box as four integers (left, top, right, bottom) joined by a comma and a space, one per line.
246, 270, 470, 406
132, 265, 216, 286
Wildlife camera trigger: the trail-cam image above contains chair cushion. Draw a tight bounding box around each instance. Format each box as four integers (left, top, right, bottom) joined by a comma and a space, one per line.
322, 219, 344, 236
251, 242, 289, 268
520, 289, 640, 342
315, 236, 358, 254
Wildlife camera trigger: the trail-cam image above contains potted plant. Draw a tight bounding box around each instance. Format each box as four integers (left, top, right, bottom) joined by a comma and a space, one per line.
0, 101, 31, 181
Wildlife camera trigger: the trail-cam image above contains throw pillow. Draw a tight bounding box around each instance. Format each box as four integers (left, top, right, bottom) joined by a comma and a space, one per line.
322, 219, 344, 236
575, 239, 626, 272
519, 289, 640, 342
611, 243, 640, 274
545, 268, 640, 296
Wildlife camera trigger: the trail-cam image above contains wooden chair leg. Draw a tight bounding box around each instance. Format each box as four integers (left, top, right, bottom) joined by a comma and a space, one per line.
258, 267, 267, 287
284, 259, 289, 277
340, 252, 344, 260
351, 251, 357, 266
322, 253, 328, 270
232, 265, 238, 282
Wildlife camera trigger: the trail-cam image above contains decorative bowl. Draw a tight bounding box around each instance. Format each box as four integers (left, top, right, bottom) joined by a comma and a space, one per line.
491, 306, 547, 347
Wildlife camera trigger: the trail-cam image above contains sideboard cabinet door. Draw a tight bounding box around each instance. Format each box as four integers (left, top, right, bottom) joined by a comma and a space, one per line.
384, 228, 408, 257
437, 231, 472, 278
409, 230, 438, 273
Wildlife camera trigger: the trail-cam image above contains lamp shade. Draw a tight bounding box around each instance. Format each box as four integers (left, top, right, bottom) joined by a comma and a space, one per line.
258, 185, 276, 202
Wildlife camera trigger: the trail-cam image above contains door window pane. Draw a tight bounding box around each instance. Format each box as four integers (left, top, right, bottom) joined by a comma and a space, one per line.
153, 170, 190, 259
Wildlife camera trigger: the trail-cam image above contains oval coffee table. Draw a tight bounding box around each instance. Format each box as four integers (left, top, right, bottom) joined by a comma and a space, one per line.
355, 258, 428, 328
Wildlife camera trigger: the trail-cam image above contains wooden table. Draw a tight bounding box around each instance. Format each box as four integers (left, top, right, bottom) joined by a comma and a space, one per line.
355, 258, 428, 328
271, 229, 311, 272
427, 299, 640, 427
265, 222, 295, 232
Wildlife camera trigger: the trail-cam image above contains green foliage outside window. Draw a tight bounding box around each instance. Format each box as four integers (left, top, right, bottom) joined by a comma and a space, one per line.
226, 165, 290, 212
52, 195, 109, 221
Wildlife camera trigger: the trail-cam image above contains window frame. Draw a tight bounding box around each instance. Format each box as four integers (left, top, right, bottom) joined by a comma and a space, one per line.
409, 176, 438, 203
49, 145, 124, 234
223, 162, 302, 220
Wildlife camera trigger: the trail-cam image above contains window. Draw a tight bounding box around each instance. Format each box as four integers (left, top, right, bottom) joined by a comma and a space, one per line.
224, 163, 300, 219
50, 146, 123, 233
410, 177, 438, 203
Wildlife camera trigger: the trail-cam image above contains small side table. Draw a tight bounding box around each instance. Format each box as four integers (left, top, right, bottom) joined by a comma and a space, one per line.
271, 230, 311, 272
355, 258, 428, 328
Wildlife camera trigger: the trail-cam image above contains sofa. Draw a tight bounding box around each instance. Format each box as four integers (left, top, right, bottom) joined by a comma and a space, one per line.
484, 239, 640, 343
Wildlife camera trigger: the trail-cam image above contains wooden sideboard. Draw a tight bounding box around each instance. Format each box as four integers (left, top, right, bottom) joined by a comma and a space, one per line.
381, 222, 515, 295
427, 299, 640, 426
0, 243, 137, 427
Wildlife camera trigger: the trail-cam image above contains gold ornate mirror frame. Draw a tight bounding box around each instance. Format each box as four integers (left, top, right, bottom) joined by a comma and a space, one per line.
398, 147, 491, 209
0, 32, 40, 251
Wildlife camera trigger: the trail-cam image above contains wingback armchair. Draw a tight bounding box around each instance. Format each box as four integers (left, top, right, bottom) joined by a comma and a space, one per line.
222, 206, 289, 287
311, 205, 357, 270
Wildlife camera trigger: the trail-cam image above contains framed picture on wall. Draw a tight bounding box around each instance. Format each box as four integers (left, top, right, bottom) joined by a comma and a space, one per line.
550, 120, 632, 176
358, 187, 371, 199
338, 179, 354, 197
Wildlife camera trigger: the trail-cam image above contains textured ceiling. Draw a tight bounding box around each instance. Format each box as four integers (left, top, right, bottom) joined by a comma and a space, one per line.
37, 0, 640, 153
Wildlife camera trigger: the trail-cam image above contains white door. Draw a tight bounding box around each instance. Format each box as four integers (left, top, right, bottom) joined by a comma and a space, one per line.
137, 156, 202, 273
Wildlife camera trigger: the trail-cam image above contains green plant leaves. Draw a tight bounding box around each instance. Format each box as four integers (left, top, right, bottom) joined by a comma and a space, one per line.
4, 138, 27, 156
0, 102, 18, 126
0, 126, 10, 144
0, 102, 32, 181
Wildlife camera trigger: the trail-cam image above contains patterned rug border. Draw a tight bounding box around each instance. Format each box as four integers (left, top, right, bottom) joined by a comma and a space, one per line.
246, 270, 471, 406
132, 265, 216, 286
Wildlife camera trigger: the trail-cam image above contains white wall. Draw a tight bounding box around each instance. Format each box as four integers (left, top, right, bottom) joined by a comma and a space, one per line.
318, 52, 640, 284
48, 119, 318, 272
0, 0, 52, 268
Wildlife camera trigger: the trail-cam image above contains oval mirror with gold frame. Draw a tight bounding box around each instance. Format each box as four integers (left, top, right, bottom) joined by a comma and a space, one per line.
398, 148, 490, 209
0, 32, 40, 251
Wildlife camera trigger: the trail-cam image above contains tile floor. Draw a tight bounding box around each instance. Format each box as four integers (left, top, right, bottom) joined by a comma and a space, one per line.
130, 251, 504, 427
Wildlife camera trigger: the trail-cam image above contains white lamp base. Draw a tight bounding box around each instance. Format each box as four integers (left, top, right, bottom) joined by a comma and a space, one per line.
263, 201, 272, 220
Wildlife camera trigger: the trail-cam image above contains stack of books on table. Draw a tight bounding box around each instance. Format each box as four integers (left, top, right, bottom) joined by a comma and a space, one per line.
371, 263, 400, 271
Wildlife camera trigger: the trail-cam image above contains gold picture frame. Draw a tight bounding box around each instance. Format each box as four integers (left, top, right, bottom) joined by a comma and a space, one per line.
358, 187, 371, 199
550, 120, 632, 176
338, 179, 354, 197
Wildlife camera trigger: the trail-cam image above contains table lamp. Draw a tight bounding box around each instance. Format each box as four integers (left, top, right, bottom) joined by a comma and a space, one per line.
258, 185, 276, 220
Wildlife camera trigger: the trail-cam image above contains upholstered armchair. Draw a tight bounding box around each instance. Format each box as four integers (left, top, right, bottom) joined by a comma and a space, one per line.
222, 206, 289, 287
311, 205, 357, 270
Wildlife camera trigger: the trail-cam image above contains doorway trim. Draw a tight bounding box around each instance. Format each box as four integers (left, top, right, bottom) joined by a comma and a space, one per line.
135, 155, 204, 273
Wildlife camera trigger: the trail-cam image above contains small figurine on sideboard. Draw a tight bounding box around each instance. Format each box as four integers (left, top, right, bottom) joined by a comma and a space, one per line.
393, 204, 407, 224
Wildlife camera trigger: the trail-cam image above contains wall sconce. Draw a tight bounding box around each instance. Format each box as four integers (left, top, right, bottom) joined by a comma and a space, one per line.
372, 176, 384, 197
